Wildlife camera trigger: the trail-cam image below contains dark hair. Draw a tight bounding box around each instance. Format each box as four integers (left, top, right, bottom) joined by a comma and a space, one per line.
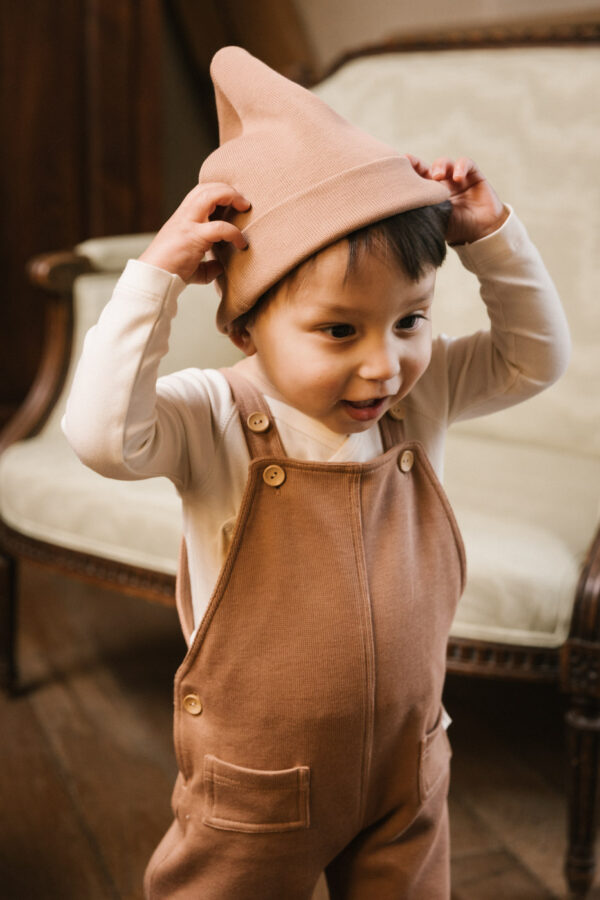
230, 199, 452, 336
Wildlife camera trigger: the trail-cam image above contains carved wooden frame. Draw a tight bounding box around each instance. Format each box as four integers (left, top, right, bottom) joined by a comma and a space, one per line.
1, 20, 599, 897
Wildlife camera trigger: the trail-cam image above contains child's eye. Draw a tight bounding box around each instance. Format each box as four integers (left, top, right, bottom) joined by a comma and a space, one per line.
323, 324, 356, 339
396, 313, 426, 332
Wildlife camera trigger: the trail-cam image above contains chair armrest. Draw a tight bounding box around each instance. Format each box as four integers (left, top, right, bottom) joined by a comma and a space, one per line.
561, 523, 600, 699
0, 251, 93, 454
28, 250, 93, 293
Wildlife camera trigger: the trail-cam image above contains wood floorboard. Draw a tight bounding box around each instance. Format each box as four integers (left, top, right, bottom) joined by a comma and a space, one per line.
444, 678, 568, 897
13, 566, 182, 900
451, 848, 557, 899
3, 563, 600, 899
0, 685, 115, 899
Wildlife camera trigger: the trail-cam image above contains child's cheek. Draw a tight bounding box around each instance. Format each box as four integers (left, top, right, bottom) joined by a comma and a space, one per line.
410, 336, 433, 385
314, 366, 352, 404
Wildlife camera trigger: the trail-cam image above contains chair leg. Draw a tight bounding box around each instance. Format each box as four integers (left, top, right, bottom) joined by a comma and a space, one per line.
0, 550, 17, 694
565, 695, 600, 897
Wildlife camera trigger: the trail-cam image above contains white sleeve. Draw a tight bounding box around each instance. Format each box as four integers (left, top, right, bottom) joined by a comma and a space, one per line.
62, 259, 220, 490
433, 208, 571, 424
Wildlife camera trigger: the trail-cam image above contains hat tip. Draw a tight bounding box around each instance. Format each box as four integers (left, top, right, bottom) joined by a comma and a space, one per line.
210, 45, 250, 76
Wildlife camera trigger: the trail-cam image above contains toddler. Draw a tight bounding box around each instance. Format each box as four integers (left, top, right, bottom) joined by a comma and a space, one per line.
64, 46, 570, 900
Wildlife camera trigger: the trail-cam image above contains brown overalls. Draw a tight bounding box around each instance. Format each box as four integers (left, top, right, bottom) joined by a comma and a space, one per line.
144, 369, 465, 900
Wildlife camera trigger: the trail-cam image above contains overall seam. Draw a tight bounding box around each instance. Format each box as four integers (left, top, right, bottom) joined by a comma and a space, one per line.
173, 463, 262, 781
347, 470, 376, 829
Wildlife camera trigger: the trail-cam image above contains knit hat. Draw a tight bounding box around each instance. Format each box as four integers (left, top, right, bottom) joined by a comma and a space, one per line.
200, 46, 449, 333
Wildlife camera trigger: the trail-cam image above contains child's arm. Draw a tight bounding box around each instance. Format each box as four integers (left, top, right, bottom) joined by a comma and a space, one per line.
406, 155, 571, 423
138, 182, 250, 281
63, 184, 250, 487
406, 154, 509, 245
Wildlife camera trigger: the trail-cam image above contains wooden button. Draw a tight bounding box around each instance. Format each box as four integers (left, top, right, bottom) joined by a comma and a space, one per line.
263, 464, 286, 487
388, 402, 405, 421
399, 449, 414, 473
247, 412, 270, 433
183, 693, 203, 716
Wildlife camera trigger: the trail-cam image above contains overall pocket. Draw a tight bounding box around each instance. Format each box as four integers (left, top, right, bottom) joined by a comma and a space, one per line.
203, 755, 310, 833
418, 707, 452, 805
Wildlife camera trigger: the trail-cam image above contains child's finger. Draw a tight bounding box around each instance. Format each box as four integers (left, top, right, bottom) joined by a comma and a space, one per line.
197, 219, 248, 252
182, 182, 251, 222
430, 157, 454, 181
190, 258, 224, 285
198, 183, 251, 219
404, 153, 431, 179
452, 157, 485, 184
453, 158, 469, 180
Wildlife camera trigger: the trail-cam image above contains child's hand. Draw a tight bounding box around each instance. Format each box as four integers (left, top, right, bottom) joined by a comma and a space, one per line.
406, 155, 508, 245
139, 183, 251, 283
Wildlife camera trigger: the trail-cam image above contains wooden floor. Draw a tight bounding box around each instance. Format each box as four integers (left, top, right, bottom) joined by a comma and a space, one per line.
1, 564, 599, 899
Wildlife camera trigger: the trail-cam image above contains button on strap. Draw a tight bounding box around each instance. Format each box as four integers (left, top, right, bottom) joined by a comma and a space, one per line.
388, 402, 405, 421
221, 368, 286, 458
263, 464, 286, 487
399, 449, 414, 473
183, 693, 203, 716
247, 411, 270, 433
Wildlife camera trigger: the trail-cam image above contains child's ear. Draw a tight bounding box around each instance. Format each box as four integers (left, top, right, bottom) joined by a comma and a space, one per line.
228, 327, 257, 356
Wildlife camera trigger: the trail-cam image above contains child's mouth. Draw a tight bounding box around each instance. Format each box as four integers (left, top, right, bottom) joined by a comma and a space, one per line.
342, 398, 387, 421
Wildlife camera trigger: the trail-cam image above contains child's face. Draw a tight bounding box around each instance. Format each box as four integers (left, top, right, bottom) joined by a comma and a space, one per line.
235, 241, 436, 434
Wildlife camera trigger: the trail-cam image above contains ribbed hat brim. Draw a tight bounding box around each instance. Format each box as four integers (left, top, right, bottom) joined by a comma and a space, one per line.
199, 47, 450, 332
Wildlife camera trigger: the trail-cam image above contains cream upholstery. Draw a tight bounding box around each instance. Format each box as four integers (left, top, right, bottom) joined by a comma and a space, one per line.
0, 237, 242, 575
1, 46, 598, 649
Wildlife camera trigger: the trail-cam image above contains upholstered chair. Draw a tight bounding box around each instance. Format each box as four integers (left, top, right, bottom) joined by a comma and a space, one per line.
1, 32, 599, 897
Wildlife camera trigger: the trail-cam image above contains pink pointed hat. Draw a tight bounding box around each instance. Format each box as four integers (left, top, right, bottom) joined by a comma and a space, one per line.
200, 46, 449, 333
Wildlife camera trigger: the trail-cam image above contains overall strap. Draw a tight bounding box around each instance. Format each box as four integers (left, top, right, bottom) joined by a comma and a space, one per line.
378, 405, 406, 452
175, 537, 194, 645
221, 367, 286, 459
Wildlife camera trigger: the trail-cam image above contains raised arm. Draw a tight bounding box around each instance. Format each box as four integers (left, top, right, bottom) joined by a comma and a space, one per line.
63, 183, 250, 486
406, 155, 570, 422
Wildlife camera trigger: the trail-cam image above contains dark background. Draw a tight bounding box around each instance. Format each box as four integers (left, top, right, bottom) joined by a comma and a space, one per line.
0, 0, 316, 430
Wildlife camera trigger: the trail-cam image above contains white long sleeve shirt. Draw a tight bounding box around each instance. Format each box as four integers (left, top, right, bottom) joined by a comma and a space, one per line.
63, 210, 570, 629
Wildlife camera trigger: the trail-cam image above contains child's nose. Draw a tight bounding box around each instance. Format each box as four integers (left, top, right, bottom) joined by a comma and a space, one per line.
358, 341, 401, 384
